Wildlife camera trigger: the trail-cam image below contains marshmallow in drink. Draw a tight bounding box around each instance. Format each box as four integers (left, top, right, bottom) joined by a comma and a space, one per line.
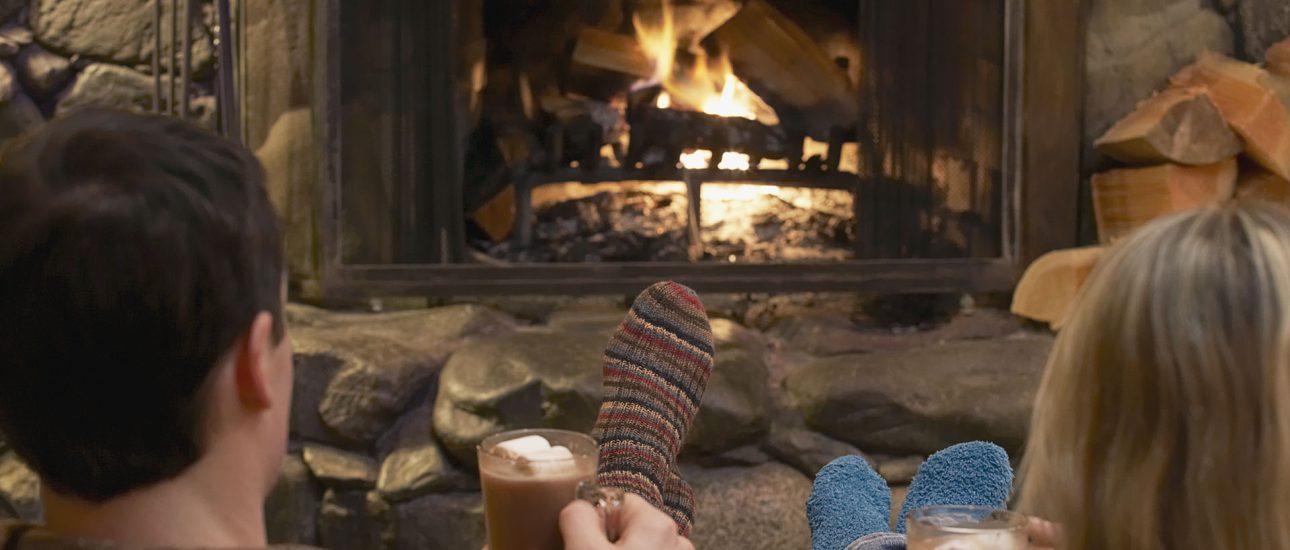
492, 435, 579, 475
493, 434, 552, 460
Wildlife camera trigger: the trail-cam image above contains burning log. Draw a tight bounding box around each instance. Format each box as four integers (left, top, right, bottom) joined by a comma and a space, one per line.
711, 0, 858, 139
1091, 159, 1237, 243
1094, 87, 1241, 166
571, 27, 654, 79
1170, 52, 1290, 180
1011, 246, 1106, 330
624, 105, 790, 169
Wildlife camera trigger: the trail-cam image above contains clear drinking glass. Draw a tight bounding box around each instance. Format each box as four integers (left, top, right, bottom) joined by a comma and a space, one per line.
906, 505, 1028, 550
478, 429, 622, 550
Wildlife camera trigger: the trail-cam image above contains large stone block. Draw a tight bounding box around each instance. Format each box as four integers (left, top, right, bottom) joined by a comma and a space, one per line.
769, 309, 1024, 357
30, 0, 213, 75
433, 330, 605, 465
0, 68, 43, 148
1084, 0, 1233, 143
294, 305, 516, 446
786, 336, 1053, 455
264, 454, 323, 546
762, 428, 868, 479
15, 44, 70, 98
376, 394, 475, 503
55, 63, 153, 115
392, 492, 486, 550
302, 445, 378, 491
1240, 0, 1290, 62
312, 332, 442, 446
686, 345, 770, 454
686, 463, 812, 550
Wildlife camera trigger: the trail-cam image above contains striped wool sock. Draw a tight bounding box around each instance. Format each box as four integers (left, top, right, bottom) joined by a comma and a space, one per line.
662, 466, 696, 536
594, 281, 714, 530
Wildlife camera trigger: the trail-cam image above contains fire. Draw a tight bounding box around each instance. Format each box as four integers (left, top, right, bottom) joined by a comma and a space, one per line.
634, 0, 778, 125
677, 149, 751, 171
678, 149, 712, 169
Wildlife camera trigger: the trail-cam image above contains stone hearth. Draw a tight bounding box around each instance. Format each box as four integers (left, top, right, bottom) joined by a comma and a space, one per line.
0, 296, 1050, 550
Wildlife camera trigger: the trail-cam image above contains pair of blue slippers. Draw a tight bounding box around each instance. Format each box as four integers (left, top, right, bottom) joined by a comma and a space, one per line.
806, 441, 1014, 550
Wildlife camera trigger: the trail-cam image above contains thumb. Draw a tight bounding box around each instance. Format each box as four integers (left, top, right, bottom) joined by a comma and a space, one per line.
560, 500, 610, 550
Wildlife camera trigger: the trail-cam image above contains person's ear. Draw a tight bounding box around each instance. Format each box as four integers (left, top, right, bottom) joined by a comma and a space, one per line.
233, 312, 277, 410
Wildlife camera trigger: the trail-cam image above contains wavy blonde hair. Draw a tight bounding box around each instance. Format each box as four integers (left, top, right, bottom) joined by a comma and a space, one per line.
1017, 201, 1290, 549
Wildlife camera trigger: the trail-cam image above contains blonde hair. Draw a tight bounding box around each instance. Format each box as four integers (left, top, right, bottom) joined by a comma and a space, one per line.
1018, 201, 1290, 549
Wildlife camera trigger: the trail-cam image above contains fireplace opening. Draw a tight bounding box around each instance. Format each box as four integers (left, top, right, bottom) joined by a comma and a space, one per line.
334, 0, 1009, 265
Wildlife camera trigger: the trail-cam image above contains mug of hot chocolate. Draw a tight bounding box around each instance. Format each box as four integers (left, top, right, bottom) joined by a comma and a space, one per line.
478, 429, 623, 550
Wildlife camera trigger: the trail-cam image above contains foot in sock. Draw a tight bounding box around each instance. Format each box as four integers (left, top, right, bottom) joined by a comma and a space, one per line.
808, 455, 892, 550
661, 466, 695, 537
896, 441, 1014, 533
594, 281, 714, 525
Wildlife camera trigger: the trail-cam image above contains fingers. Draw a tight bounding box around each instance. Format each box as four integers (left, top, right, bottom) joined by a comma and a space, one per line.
1027, 517, 1061, 549
615, 494, 685, 548
560, 500, 610, 550
559, 493, 691, 550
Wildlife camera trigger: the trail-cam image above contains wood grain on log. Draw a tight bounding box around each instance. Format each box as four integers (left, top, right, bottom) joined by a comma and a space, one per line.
1011, 246, 1105, 330
1094, 87, 1241, 165
712, 0, 857, 138
571, 27, 653, 79
1091, 159, 1238, 243
1170, 51, 1290, 180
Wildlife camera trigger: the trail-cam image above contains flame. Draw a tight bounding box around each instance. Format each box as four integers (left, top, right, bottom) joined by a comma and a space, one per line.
717, 152, 751, 171
677, 149, 752, 171
679, 149, 712, 169
634, 0, 778, 125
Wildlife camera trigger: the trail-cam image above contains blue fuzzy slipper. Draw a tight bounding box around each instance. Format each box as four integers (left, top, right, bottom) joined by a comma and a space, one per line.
897, 441, 1014, 533
808, 455, 892, 550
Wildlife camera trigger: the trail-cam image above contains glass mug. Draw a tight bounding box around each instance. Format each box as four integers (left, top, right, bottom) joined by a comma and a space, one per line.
906, 505, 1028, 550
478, 429, 624, 550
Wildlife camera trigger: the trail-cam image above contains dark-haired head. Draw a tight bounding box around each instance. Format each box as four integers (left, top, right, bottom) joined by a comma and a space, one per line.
0, 109, 288, 502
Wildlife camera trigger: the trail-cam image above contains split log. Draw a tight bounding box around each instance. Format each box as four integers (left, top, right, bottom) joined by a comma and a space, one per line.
1012, 246, 1105, 330
1267, 36, 1290, 78
1170, 52, 1290, 180
571, 27, 653, 79
1236, 164, 1290, 206
711, 0, 858, 139
1094, 87, 1241, 165
1091, 159, 1237, 243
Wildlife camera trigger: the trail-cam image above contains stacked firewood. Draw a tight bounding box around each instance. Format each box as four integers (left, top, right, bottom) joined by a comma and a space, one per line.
1014, 38, 1290, 329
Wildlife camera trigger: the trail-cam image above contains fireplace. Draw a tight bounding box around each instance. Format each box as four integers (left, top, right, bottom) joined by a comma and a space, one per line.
294, 0, 1083, 296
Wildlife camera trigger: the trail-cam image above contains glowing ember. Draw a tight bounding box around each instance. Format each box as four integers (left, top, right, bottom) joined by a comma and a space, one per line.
656, 91, 672, 109
676, 150, 752, 171
717, 152, 751, 171
679, 149, 713, 169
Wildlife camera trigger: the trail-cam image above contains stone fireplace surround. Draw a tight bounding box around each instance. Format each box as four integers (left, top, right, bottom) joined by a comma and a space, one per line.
0, 0, 1287, 549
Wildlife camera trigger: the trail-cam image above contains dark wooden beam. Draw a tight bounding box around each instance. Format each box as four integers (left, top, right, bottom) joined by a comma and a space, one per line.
1019, 0, 1085, 265
320, 259, 1016, 297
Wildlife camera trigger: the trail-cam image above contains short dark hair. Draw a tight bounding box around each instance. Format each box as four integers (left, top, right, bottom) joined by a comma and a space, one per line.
0, 109, 284, 502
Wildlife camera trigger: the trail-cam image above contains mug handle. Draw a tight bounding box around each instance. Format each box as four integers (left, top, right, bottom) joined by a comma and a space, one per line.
576, 480, 626, 542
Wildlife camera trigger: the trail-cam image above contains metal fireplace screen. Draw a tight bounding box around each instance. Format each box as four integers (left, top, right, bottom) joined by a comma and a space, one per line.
316, 0, 1019, 295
